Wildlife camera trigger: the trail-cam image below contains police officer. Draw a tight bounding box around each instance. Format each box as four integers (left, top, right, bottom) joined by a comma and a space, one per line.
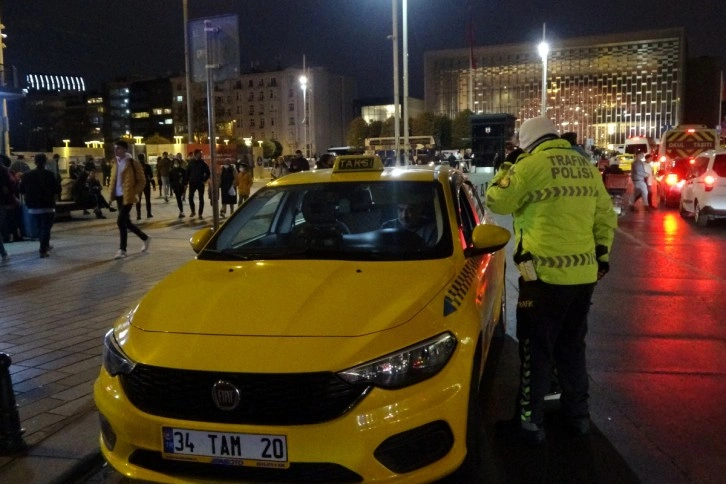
486, 117, 617, 444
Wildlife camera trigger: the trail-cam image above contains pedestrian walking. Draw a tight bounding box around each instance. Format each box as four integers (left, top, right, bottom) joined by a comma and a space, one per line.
157, 152, 172, 202
186, 149, 210, 219
135, 154, 154, 220
219, 160, 237, 217
109, 140, 150, 260
288, 150, 310, 173
486, 117, 617, 444
0, 157, 18, 263
18, 154, 61, 258
629, 152, 650, 211
236, 163, 253, 206
168, 157, 188, 218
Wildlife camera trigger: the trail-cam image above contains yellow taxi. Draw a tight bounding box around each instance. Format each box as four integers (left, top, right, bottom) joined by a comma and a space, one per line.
614, 153, 634, 172
94, 155, 510, 482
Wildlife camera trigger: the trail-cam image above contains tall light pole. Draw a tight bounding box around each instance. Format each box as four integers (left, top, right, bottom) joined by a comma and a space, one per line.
402, 0, 409, 165
183, 0, 194, 144
300, 67, 308, 159
537, 23, 549, 117
391, 0, 401, 165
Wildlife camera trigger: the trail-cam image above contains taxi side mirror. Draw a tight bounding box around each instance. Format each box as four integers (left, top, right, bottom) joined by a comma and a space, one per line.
189, 226, 215, 254
466, 224, 511, 256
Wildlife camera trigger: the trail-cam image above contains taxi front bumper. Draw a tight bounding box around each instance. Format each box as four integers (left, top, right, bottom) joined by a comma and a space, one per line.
93, 347, 475, 483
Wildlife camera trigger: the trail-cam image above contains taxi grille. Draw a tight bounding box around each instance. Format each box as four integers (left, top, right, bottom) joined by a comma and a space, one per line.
120, 364, 370, 425
129, 450, 364, 482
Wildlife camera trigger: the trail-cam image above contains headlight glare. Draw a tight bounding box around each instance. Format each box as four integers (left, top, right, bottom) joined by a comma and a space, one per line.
338, 333, 457, 389
102, 329, 136, 376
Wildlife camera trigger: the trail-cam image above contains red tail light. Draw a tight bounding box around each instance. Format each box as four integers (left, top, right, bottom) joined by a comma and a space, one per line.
704, 175, 715, 192
665, 174, 679, 186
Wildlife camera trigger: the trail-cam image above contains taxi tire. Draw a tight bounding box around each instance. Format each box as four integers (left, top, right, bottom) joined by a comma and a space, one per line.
460, 344, 484, 480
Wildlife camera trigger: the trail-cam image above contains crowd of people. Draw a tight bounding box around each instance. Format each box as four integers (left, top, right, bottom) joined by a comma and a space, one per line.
0, 147, 309, 263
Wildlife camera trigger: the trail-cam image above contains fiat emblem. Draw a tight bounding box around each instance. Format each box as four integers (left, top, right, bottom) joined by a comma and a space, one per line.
211, 380, 240, 411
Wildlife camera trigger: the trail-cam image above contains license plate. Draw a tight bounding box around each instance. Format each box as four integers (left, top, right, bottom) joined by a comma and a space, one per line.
162, 427, 288, 468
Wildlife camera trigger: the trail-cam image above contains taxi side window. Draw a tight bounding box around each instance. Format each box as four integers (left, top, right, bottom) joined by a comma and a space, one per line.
457, 186, 477, 249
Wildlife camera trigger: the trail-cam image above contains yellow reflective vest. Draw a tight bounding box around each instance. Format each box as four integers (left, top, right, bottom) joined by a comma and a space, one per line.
486, 138, 617, 285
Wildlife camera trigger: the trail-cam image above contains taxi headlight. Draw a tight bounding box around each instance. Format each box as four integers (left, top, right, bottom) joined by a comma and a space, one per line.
102, 329, 136, 376
338, 333, 457, 389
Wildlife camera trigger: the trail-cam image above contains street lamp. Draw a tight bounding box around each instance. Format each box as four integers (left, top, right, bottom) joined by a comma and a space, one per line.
537, 24, 549, 117
299, 73, 308, 159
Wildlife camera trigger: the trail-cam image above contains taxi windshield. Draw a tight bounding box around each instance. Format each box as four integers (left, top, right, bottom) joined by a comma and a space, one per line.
200, 181, 453, 261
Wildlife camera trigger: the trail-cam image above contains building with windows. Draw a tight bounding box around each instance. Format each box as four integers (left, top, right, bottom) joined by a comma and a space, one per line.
171, 66, 357, 157
356, 97, 425, 124
10, 74, 102, 151
424, 28, 720, 150
104, 77, 174, 144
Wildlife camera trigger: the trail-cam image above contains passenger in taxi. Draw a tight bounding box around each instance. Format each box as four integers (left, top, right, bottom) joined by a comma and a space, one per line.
381, 201, 437, 246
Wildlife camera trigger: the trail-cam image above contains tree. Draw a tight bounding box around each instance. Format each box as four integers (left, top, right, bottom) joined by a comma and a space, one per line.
381, 117, 396, 137
434, 115, 452, 148
347, 117, 369, 147
451, 109, 473, 149
368, 120, 383, 138
261, 140, 276, 158
411, 112, 436, 136
271, 139, 283, 158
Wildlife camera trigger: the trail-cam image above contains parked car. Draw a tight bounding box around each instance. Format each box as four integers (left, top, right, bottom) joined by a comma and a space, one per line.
679, 149, 726, 226
94, 155, 511, 482
657, 157, 692, 208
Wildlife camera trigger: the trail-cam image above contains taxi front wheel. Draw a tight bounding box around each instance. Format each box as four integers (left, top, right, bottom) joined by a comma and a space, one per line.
461, 346, 484, 479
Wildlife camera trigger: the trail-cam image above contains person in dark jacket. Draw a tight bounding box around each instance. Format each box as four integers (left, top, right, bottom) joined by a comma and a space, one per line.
19, 154, 61, 258
186, 149, 210, 219
168, 157, 188, 219
135, 154, 154, 220
219, 160, 237, 217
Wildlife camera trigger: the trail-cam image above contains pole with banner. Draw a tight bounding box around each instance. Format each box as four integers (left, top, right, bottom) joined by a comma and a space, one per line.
190, 14, 239, 230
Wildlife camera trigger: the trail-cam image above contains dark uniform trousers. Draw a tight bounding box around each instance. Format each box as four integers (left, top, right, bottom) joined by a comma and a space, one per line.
516, 278, 596, 428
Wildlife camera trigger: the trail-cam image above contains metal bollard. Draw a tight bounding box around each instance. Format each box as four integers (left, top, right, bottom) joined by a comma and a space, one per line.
0, 353, 27, 454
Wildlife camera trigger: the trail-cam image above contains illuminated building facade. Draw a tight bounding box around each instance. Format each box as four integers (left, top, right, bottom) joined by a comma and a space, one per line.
170, 67, 357, 156
425, 28, 689, 149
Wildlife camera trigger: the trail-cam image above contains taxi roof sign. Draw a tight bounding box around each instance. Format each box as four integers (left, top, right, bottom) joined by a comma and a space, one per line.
333, 155, 384, 173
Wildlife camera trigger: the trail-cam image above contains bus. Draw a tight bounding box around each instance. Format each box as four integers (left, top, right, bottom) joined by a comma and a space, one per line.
327, 146, 364, 156
364, 136, 437, 164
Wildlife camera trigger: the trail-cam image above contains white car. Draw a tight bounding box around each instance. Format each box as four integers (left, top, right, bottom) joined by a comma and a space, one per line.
679, 149, 726, 226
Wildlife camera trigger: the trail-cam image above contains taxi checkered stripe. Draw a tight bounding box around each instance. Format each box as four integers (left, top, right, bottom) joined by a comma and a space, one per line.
523, 185, 598, 204
444, 258, 479, 314
533, 252, 596, 268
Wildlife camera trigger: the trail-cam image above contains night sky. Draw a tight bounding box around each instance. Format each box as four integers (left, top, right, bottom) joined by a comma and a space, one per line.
3, 0, 725, 100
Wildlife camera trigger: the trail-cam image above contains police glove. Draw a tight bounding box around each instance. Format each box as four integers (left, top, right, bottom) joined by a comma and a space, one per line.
597, 261, 609, 280
491, 162, 513, 187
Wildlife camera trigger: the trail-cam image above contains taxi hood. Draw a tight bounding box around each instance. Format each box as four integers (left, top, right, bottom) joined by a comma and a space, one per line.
130, 259, 455, 337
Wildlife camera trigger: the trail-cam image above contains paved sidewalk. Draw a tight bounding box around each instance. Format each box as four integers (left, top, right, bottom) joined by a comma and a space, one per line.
0, 183, 267, 483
